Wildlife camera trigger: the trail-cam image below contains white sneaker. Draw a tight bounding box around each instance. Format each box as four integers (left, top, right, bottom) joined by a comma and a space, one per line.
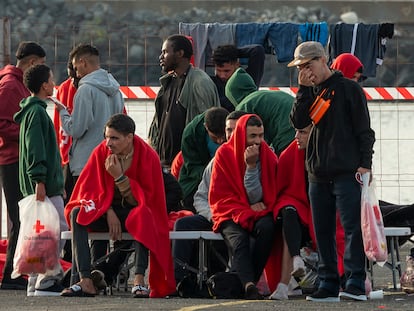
291, 256, 306, 278
27, 276, 36, 297
269, 283, 288, 300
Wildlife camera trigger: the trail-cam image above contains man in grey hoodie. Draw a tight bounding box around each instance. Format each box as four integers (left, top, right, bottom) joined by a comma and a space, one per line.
55, 44, 124, 181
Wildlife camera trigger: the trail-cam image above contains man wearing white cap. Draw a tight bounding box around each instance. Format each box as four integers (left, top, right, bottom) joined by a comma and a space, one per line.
288, 41, 375, 302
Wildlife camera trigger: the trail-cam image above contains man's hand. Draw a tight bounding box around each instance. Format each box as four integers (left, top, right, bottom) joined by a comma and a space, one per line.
35, 182, 46, 202
49, 97, 67, 111
105, 154, 123, 179
244, 144, 260, 169
106, 208, 122, 241
298, 68, 315, 86
250, 202, 266, 212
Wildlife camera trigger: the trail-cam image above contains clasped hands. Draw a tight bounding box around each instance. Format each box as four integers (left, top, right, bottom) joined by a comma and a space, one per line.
104, 154, 123, 240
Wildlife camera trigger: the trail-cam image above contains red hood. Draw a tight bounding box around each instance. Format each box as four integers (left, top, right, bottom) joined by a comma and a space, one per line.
331, 53, 363, 79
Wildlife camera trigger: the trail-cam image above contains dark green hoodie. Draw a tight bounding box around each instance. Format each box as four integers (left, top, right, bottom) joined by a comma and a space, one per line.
225, 68, 295, 155
14, 96, 63, 197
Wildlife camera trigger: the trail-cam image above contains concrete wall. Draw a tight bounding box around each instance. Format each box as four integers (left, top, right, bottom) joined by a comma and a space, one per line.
118, 99, 414, 205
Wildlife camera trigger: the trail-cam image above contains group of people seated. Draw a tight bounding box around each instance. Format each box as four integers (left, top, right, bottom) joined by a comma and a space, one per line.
0, 35, 373, 302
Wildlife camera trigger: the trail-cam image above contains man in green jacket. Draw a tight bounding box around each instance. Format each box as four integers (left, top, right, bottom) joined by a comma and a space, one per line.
14, 64, 67, 297
225, 68, 295, 156
179, 107, 229, 211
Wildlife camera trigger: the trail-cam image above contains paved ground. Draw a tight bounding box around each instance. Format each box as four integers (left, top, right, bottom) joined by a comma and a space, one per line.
1, 243, 414, 311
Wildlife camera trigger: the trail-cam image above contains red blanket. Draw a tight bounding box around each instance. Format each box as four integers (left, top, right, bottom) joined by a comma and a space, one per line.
53, 78, 76, 166
274, 141, 316, 242
65, 136, 175, 297
209, 114, 282, 291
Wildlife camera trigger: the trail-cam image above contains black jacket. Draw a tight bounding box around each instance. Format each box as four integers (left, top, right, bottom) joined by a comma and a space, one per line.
291, 71, 375, 182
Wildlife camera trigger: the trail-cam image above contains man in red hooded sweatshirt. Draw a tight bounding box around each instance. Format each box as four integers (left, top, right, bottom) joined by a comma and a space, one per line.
0, 41, 46, 290
209, 114, 279, 299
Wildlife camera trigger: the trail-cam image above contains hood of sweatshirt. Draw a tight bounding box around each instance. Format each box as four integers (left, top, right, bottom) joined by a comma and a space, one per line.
225, 67, 257, 107
14, 96, 47, 124
331, 53, 365, 80
79, 68, 120, 97
0, 64, 23, 82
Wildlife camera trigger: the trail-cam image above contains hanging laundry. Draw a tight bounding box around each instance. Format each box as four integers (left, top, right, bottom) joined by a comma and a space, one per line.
179, 22, 236, 70
299, 22, 329, 46
235, 22, 299, 63
329, 23, 394, 77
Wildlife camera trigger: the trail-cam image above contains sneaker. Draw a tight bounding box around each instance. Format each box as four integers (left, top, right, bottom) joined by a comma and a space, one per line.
1, 276, 28, 290
27, 276, 36, 297
306, 288, 339, 302
244, 283, 262, 300
269, 283, 288, 300
339, 285, 367, 301
291, 256, 306, 278
34, 283, 65, 297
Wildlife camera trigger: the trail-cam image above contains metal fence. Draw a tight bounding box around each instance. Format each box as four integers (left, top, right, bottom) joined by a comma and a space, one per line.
2, 17, 414, 87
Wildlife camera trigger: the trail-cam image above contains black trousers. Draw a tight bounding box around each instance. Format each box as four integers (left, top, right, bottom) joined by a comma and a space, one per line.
219, 214, 276, 287
0, 162, 23, 278
172, 214, 228, 283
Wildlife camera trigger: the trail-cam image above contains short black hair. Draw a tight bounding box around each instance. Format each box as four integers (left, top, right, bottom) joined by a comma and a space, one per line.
212, 45, 239, 66
226, 110, 248, 121
23, 64, 50, 94
166, 35, 193, 59
67, 58, 80, 88
69, 43, 99, 62
204, 107, 229, 136
105, 113, 135, 136
246, 115, 263, 127
15, 41, 46, 60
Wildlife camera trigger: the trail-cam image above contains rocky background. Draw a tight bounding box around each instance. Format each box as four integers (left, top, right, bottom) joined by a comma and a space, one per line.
1, 0, 413, 87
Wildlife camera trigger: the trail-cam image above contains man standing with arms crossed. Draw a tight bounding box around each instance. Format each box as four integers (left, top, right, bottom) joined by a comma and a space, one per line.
289, 41, 375, 302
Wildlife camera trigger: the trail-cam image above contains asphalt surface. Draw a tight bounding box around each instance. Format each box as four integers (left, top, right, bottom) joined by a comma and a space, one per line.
1, 243, 414, 311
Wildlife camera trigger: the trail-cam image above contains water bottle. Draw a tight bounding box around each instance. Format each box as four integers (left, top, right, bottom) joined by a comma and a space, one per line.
401, 248, 414, 294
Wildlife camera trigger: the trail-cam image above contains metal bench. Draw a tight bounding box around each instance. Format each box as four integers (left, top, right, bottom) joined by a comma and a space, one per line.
61, 230, 224, 291
368, 226, 412, 290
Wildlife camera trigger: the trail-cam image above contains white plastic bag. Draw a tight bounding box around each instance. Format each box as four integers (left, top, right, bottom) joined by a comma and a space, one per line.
12, 195, 60, 278
360, 173, 388, 263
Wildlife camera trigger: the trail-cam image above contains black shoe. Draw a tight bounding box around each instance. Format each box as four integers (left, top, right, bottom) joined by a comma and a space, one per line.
339, 285, 367, 301
0, 276, 28, 290
306, 288, 339, 302
245, 283, 262, 300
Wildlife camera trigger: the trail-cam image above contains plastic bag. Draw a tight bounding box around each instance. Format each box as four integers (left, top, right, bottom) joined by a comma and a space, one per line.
360, 173, 388, 263
12, 195, 60, 278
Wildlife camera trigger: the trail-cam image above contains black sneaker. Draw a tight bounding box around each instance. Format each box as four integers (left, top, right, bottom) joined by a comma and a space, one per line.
339, 285, 367, 301
245, 284, 263, 300
34, 283, 65, 297
306, 288, 339, 302
0, 276, 28, 290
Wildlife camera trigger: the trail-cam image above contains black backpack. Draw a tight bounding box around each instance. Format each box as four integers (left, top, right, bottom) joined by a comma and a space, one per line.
206, 272, 244, 299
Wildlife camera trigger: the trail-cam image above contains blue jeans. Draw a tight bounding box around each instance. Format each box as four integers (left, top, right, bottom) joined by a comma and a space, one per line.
309, 176, 366, 294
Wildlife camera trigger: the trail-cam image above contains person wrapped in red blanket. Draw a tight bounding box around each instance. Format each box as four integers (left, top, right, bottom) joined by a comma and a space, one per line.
209, 114, 281, 299
61, 114, 175, 298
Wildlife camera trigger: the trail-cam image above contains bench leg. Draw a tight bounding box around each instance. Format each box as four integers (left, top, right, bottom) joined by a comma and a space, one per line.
389, 236, 398, 290
198, 238, 205, 290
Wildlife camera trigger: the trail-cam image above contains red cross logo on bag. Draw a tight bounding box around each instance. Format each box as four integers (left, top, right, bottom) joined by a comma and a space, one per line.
33, 220, 45, 233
